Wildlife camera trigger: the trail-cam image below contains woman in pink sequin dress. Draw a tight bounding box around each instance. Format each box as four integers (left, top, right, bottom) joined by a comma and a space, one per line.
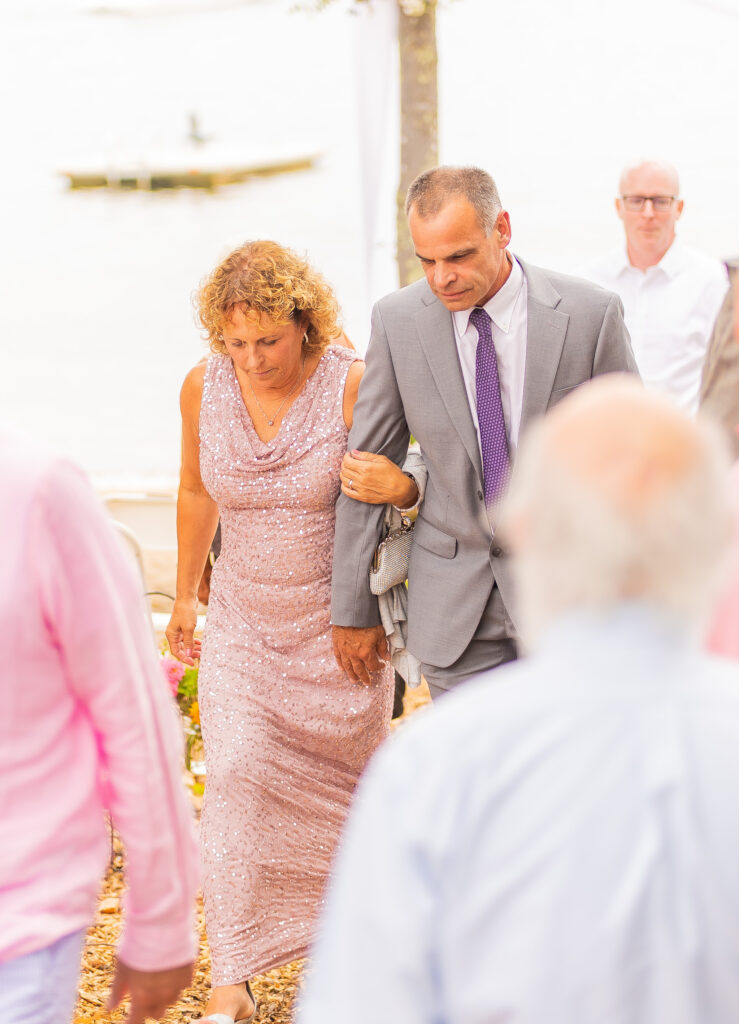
166, 242, 417, 1024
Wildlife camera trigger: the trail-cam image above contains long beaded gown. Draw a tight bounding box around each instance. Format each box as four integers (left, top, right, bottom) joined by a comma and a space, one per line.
197, 345, 393, 984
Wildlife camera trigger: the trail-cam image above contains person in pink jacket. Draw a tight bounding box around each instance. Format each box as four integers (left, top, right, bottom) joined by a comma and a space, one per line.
0, 429, 199, 1024
705, 270, 739, 659
707, 463, 739, 658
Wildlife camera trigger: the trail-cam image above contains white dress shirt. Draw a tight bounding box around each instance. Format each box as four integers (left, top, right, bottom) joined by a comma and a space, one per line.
580, 241, 727, 414
453, 253, 527, 452
299, 603, 739, 1024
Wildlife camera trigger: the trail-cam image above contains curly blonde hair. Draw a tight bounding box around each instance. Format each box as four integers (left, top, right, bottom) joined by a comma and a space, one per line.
197, 240, 342, 356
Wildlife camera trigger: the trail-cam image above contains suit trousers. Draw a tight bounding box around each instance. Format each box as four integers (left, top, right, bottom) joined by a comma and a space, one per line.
0, 928, 86, 1024
422, 583, 517, 698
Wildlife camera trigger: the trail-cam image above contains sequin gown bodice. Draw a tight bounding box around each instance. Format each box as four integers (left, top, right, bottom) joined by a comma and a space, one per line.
197, 346, 393, 984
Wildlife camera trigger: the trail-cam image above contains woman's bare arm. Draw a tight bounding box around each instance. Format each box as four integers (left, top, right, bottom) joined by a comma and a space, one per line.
165, 364, 219, 665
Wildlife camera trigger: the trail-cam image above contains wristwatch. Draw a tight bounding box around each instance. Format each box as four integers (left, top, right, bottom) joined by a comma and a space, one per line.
394, 472, 422, 526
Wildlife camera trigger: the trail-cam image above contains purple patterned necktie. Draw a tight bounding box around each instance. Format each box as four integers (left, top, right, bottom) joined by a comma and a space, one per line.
470, 306, 510, 504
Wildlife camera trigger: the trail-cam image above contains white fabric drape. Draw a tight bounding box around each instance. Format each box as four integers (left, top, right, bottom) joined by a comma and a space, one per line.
354, 0, 400, 313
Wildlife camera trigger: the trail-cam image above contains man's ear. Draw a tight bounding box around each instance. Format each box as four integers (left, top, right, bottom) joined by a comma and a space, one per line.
495, 210, 512, 247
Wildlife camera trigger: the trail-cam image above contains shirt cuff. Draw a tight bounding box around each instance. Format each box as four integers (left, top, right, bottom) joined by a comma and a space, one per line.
117, 910, 198, 973
393, 473, 422, 522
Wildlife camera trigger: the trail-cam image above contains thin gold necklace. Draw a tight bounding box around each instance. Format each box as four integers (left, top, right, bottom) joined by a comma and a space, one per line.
246, 356, 306, 427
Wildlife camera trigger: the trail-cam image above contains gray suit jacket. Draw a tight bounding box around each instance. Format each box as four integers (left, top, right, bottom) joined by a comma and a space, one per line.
700, 258, 739, 460
331, 258, 638, 669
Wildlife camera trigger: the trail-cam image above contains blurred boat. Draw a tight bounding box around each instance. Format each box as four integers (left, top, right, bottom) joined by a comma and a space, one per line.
60, 142, 320, 190
60, 112, 319, 189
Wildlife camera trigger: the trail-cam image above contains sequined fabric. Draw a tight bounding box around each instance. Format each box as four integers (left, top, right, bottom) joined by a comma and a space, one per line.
198, 345, 393, 984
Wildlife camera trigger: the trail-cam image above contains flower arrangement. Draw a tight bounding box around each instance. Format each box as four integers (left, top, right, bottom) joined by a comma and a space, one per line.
160, 653, 203, 780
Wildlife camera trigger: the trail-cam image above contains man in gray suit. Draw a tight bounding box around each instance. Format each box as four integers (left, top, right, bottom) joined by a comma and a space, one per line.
331, 166, 638, 697
700, 258, 739, 459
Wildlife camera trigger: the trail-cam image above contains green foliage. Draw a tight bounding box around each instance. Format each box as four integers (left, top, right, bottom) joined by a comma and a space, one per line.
178, 665, 199, 708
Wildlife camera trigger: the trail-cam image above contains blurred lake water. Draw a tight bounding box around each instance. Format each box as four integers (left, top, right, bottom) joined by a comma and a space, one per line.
1, 0, 737, 485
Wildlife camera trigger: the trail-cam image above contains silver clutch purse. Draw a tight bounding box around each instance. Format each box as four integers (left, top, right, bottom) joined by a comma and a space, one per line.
369, 521, 414, 596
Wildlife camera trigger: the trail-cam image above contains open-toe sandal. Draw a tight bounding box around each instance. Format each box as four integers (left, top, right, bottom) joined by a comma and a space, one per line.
195, 980, 257, 1024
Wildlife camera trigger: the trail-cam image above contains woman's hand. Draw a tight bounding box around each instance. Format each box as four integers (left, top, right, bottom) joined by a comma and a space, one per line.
340, 450, 419, 507
165, 598, 201, 666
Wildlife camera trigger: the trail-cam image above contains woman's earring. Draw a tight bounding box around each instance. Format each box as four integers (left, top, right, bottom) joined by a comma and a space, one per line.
303, 332, 308, 345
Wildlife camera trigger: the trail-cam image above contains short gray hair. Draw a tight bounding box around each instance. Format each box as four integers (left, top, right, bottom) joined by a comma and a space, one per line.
405, 166, 502, 235
501, 393, 732, 650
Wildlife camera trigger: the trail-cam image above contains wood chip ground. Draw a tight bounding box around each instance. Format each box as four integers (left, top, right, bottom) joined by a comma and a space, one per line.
73, 682, 430, 1023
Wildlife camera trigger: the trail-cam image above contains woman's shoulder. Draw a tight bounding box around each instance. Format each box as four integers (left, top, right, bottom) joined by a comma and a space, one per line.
181, 354, 229, 413
178, 364, 203, 423
326, 340, 360, 362
181, 358, 206, 396
185, 358, 207, 382
316, 346, 365, 428
181, 358, 203, 388
323, 342, 364, 377
321, 343, 364, 393
185, 353, 232, 390
341, 358, 365, 428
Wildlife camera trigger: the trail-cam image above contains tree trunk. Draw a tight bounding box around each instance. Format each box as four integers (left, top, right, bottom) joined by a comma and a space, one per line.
396, 0, 438, 287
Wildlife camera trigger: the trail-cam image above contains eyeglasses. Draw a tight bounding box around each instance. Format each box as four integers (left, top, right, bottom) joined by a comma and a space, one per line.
620, 195, 677, 212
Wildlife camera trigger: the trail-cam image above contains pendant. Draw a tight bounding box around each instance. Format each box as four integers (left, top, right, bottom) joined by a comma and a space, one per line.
267, 420, 274, 426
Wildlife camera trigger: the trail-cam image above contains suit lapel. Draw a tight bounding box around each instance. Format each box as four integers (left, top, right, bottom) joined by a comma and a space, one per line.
415, 295, 484, 483
519, 258, 570, 435
413, 260, 569, 480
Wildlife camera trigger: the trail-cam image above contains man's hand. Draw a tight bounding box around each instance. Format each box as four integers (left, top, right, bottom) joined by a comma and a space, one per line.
332, 625, 389, 684
107, 959, 194, 1024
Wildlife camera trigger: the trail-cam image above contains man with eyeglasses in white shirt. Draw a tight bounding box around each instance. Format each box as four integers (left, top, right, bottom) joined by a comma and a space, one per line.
581, 159, 728, 414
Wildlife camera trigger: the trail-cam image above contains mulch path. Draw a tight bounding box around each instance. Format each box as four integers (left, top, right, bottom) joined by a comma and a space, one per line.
73, 682, 430, 1023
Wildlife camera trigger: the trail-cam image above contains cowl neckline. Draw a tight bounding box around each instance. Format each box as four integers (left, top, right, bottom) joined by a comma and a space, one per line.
224, 346, 347, 467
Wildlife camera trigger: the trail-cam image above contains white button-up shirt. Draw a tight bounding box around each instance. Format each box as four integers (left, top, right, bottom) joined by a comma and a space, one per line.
453, 253, 528, 453
580, 241, 727, 414
299, 603, 739, 1024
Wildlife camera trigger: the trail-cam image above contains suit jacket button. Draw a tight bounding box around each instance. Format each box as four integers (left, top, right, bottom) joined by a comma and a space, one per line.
477, 489, 483, 500
491, 546, 503, 558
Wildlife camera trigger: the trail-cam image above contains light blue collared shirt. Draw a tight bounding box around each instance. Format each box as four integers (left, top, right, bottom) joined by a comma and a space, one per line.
299, 603, 739, 1024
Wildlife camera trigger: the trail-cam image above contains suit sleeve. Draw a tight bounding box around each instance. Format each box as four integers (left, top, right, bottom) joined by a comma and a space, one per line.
331, 302, 412, 627
592, 293, 640, 378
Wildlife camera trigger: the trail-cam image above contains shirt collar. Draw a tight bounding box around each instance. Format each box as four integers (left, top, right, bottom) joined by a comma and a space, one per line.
654, 239, 685, 279
535, 600, 694, 665
616, 239, 684, 279
454, 254, 524, 336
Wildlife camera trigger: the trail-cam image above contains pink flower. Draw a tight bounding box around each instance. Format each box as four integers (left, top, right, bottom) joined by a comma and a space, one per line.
160, 654, 186, 696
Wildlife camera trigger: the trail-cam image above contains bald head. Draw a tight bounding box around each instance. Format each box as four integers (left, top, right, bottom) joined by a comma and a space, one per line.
618, 159, 680, 197
502, 378, 731, 647
545, 378, 699, 518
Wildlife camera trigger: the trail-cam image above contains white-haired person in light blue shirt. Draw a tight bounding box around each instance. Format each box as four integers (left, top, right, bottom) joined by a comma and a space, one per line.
298, 376, 739, 1024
